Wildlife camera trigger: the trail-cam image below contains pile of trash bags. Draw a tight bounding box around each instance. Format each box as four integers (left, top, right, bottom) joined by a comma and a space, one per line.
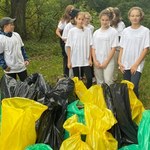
0, 74, 149, 150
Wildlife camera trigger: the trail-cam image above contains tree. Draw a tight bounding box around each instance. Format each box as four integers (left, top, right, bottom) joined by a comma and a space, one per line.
11, 0, 27, 39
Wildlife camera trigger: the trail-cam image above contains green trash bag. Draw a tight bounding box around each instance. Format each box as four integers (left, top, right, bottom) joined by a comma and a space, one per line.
25, 143, 52, 150
119, 110, 150, 150
64, 100, 85, 139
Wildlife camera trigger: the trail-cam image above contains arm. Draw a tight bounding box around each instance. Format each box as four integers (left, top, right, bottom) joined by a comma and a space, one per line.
92, 48, 100, 68
67, 46, 72, 69
0, 53, 10, 71
56, 27, 63, 39
118, 47, 125, 73
88, 46, 92, 66
131, 48, 149, 74
21, 46, 29, 66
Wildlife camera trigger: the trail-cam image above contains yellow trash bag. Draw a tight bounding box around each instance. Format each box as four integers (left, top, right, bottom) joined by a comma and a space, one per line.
72, 78, 118, 150
121, 80, 145, 124
85, 103, 118, 150
60, 115, 92, 150
0, 97, 48, 150
72, 77, 107, 109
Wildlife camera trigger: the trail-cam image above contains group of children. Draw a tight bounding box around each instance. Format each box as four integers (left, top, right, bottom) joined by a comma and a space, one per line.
56, 6, 150, 98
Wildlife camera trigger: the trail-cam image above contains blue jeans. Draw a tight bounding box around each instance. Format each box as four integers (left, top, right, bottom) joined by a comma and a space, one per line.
123, 70, 141, 98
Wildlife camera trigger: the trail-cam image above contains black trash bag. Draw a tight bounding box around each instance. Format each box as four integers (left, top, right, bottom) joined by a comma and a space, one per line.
36, 77, 75, 150
14, 73, 52, 102
102, 83, 138, 148
0, 73, 52, 102
102, 83, 122, 148
0, 74, 17, 101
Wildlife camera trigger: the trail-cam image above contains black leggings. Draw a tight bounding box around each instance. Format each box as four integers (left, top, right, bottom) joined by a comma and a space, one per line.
6, 70, 28, 82
73, 66, 92, 88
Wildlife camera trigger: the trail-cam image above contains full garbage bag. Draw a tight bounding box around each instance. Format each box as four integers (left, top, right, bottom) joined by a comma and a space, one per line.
121, 80, 145, 125
102, 82, 138, 148
109, 83, 138, 147
25, 143, 53, 150
0, 73, 51, 102
0, 74, 75, 150
0, 97, 48, 150
64, 100, 85, 139
119, 110, 150, 150
36, 77, 75, 150
72, 77, 118, 150
60, 115, 92, 150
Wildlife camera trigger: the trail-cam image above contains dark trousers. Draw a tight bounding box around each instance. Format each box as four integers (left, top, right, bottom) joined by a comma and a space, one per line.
73, 66, 92, 88
60, 33, 69, 77
6, 70, 28, 82
123, 70, 141, 98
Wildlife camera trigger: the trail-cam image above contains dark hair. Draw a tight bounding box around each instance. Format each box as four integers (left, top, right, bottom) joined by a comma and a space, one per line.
111, 7, 122, 28
61, 5, 74, 23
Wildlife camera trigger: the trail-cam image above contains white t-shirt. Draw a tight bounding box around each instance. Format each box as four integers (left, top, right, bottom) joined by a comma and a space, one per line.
86, 24, 94, 33
57, 20, 67, 30
62, 22, 75, 41
120, 26, 150, 73
0, 32, 26, 73
66, 27, 92, 67
92, 27, 118, 64
114, 21, 125, 37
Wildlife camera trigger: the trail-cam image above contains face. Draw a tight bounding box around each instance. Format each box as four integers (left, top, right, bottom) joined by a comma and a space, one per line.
129, 9, 141, 25
76, 14, 85, 27
100, 15, 110, 28
4, 23, 15, 32
84, 15, 90, 25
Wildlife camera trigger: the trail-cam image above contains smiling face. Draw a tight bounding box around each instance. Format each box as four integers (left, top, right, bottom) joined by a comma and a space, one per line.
100, 14, 110, 29
129, 9, 141, 25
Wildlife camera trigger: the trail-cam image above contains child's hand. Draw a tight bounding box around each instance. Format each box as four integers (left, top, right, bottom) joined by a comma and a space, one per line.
100, 60, 108, 69
88, 59, 92, 66
24, 60, 29, 66
94, 60, 100, 68
5, 66, 11, 72
67, 62, 72, 69
131, 64, 138, 75
119, 64, 125, 74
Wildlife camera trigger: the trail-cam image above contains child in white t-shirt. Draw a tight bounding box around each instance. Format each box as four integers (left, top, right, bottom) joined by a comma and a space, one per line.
56, 5, 74, 77
0, 17, 29, 81
92, 9, 118, 85
66, 12, 93, 88
118, 7, 150, 98
110, 7, 125, 81
84, 12, 94, 33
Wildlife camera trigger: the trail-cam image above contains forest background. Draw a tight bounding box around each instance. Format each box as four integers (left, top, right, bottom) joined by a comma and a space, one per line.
0, 0, 150, 108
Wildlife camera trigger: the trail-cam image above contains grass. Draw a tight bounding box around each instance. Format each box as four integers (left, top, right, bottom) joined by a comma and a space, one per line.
0, 39, 150, 109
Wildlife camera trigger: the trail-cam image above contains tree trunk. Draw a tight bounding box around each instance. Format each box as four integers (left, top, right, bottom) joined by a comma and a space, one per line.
11, 0, 27, 39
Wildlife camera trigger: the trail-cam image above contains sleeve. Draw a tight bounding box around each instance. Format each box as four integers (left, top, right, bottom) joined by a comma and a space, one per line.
0, 40, 8, 69
143, 29, 150, 49
111, 30, 118, 48
117, 21, 125, 36
58, 21, 65, 30
21, 46, 29, 61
